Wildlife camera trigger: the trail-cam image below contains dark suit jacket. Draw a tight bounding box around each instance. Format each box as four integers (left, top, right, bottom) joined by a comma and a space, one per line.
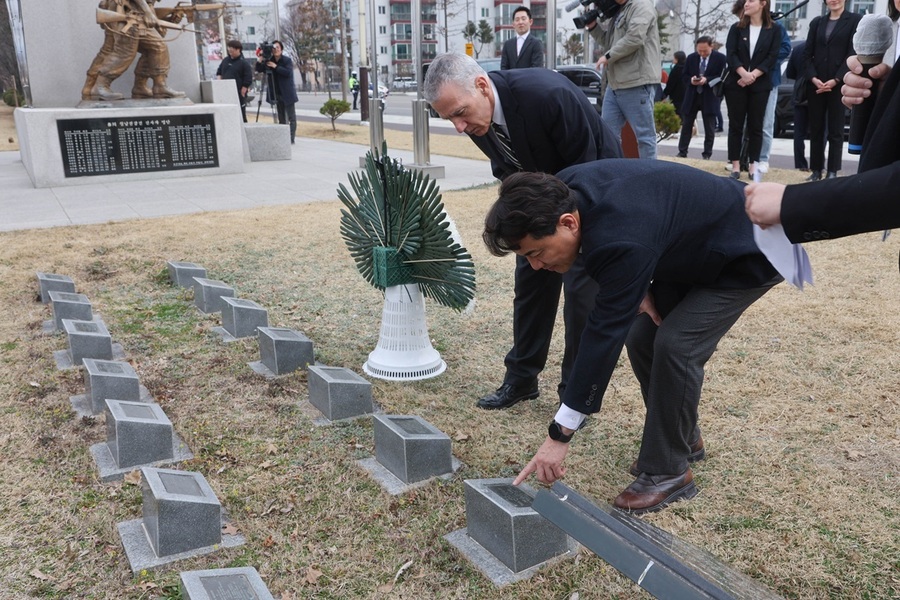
469, 68, 622, 180
804, 11, 862, 84
681, 50, 727, 115
725, 23, 781, 92
662, 63, 685, 113
781, 65, 900, 242
256, 54, 298, 105
501, 35, 544, 69
557, 159, 777, 414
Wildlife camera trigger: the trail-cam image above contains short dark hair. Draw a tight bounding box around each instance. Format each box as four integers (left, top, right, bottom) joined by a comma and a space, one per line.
674, 50, 687, 63
513, 6, 532, 19
226, 39, 243, 51
695, 35, 714, 47
273, 40, 283, 50
483, 172, 576, 257
889, 1, 899, 21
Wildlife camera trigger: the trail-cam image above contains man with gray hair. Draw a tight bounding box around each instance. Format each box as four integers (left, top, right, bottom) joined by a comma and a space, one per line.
424, 52, 621, 411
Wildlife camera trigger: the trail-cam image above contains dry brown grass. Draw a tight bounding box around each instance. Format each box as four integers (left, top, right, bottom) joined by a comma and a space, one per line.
0, 108, 898, 599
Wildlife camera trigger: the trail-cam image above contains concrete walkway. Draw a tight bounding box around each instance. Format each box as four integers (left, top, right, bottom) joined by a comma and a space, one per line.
0, 128, 495, 233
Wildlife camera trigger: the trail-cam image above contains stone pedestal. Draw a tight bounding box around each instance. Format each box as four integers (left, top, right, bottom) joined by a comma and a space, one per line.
244, 124, 291, 161
373, 414, 452, 484
167, 261, 207, 288
48, 291, 92, 332
256, 327, 314, 375
307, 366, 373, 421
220, 297, 268, 339
82, 358, 141, 415
180, 567, 275, 600
105, 400, 174, 469
192, 278, 234, 314
140, 467, 222, 557
62, 318, 112, 365
463, 478, 570, 573
37, 272, 75, 303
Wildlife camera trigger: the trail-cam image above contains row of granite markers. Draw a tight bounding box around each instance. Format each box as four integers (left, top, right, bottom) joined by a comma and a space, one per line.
34, 264, 578, 592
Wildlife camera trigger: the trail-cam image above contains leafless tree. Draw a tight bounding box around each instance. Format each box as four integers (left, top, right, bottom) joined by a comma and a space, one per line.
281, 0, 340, 93
0, 1, 21, 94
661, 0, 735, 48
561, 33, 585, 65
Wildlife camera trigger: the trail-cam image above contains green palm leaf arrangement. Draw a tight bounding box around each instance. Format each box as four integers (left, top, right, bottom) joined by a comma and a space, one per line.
338, 144, 476, 311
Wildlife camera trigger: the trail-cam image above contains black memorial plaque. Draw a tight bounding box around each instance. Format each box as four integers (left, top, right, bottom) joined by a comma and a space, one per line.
57, 114, 218, 177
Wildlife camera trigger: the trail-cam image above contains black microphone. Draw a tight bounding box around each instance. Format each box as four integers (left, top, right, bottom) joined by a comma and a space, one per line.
564, 0, 584, 12
848, 14, 893, 155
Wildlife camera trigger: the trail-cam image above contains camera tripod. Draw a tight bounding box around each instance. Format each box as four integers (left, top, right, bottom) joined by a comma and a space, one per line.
254, 63, 278, 123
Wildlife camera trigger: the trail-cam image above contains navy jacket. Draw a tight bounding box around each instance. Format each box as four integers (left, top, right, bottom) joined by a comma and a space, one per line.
557, 159, 777, 415
470, 68, 622, 180
256, 54, 298, 105
681, 50, 726, 116
501, 35, 544, 69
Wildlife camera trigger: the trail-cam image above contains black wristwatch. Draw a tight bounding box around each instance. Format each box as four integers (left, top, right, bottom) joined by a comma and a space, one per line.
548, 420, 574, 444
605, 52, 611, 61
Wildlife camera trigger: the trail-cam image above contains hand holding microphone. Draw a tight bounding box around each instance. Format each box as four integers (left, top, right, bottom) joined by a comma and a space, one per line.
847, 14, 893, 155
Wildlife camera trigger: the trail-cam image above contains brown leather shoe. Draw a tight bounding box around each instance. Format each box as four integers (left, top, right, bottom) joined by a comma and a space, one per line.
629, 431, 705, 476
614, 469, 697, 515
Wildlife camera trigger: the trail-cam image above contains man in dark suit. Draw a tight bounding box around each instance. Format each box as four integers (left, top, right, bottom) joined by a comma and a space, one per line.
255, 41, 298, 143
676, 36, 726, 159
745, 55, 900, 239
484, 160, 780, 514
501, 6, 544, 69
423, 52, 621, 411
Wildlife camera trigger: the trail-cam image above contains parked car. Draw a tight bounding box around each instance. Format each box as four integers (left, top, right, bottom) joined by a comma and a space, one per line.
369, 82, 389, 99
555, 64, 603, 114
392, 77, 416, 91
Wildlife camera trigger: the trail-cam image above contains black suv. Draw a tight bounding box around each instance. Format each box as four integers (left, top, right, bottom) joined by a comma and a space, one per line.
555, 65, 603, 114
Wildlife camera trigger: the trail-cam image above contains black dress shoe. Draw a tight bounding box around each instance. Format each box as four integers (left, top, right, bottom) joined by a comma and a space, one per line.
676, 151, 687, 158
805, 171, 823, 182
729, 171, 740, 179
701, 154, 711, 160
614, 469, 697, 515
629, 430, 705, 476
826, 171, 838, 179
477, 380, 539, 410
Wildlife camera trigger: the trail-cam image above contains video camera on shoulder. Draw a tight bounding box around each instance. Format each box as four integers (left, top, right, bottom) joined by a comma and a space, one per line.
258, 41, 275, 62
571, 0, 622, 29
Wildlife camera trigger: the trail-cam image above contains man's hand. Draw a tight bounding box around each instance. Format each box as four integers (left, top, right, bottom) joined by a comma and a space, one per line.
744, 182, 786, 229
240, 86, 248, 97
595, 55, 608, 70
637, 292, 661, 326
266, 61, 277, 70
842, 55, 892, 108
513, 437, 570, 486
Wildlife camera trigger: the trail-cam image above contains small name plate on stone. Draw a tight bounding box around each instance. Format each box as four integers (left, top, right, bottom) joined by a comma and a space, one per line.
220, 297, 268, 339
106, 399, 174, 469
180, 567, 276, 600
192, 277, 235, 314
48, 291, 93, 332
37, 271, 76, 303
167, 261, 207, 288
62, 318, 113, 365
82, 358, 141, 414
141, 467, 222, 557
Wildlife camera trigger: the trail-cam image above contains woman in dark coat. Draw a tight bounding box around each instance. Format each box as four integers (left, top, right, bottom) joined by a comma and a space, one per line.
803, 0, 861, 180
723, 0, 781, 180
663, 51, 687, 114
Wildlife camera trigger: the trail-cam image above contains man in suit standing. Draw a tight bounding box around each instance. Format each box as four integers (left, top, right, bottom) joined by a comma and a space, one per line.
676, 36, 726, 159
423, 52, 621, 411
255, 41, 298, 144
501, 6, 544, 69
484, 160, 781, 514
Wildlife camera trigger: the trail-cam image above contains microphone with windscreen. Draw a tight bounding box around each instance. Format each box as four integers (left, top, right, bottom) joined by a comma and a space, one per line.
848, 14, 894, 155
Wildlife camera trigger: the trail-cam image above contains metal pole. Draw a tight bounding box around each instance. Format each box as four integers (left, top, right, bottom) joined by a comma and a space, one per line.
368, 0, 384, 153
411, 0, 430, 165
272, 0, 281, 42
546, 0, 557, 68
5, 0, 32, 106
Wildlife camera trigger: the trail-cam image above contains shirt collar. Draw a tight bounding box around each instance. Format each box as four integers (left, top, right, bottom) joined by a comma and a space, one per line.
489, 78, 507, 131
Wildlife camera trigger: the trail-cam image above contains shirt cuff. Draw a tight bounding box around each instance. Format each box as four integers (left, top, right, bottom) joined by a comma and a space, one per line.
554, 404, 586, 431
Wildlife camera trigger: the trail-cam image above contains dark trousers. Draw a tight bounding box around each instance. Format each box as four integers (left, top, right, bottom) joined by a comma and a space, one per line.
807, 85, 845, 173
678, 95, 717, 157
625, 279, 777, 475
504, 253, 599, 399
792, 103, 809, 169
276, 101, 297, 142
725, 85, 769, 163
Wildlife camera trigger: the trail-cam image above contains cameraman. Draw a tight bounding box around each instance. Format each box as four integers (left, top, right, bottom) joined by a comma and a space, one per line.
256, 41, 298, 144
587, 0, 661, 159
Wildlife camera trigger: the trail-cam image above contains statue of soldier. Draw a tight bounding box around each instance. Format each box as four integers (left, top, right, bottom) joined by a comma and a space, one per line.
82, 0, 186, 101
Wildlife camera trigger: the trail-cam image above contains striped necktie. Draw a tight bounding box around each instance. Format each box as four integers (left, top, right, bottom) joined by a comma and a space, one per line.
491, 123, 521, 170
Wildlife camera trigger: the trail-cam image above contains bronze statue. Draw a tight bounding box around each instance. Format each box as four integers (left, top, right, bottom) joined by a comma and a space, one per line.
81, 0, 199, 101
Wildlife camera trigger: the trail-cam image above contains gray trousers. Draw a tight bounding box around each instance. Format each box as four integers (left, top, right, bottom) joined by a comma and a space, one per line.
625, 279, 777, 475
